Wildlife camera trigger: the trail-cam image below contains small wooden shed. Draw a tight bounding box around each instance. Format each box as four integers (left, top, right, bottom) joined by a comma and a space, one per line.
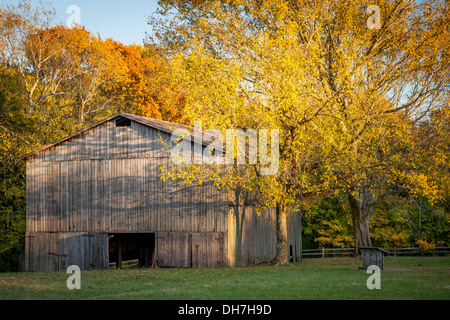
20, 113, 302, 271
359, 247, 389, 270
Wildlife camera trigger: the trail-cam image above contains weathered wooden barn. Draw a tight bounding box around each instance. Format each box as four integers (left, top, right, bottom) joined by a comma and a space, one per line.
21, 113, 301, 271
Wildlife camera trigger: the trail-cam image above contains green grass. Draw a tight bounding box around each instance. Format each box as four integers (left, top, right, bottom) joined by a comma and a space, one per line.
0, 256, 448, 300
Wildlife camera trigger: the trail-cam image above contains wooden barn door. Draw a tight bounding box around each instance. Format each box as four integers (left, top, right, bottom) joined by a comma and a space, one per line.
25, 232, 108, 271
88, 233, 109, 270
55, 232, 108, 271
191, 233, 227, 268
155, 232, 227, 268
155, 232, 190, 267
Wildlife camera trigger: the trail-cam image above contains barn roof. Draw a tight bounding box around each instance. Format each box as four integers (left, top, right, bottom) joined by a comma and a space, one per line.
19, 113, 208, 160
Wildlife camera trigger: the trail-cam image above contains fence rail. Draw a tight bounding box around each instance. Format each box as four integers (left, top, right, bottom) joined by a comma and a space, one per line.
109, 259, 139, 269
302, 247, 450, 258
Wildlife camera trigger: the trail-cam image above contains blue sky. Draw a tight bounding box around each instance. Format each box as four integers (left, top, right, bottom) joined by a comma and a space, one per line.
1, 0, 160, 45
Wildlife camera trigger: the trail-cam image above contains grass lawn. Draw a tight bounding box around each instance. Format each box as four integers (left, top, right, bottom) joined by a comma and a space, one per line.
0, 256, 448, 300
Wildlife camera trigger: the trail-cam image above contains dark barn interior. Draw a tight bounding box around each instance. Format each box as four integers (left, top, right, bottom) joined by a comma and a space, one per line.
108, 233, 155, 268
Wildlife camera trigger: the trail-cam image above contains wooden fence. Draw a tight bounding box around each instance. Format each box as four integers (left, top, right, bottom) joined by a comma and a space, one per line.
109, 259, 139, 269
302, 246, 450, 258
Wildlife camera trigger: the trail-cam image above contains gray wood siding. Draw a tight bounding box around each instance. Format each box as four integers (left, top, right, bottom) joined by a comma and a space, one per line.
227, 206, 277, 266
26, 120, 229, 234
43, 120, 170, 161
155, 232, 227, 268
24, 232, 108, 271
26, 157, 228, 233
288, 210, 302, 263
227, 206, 302, 266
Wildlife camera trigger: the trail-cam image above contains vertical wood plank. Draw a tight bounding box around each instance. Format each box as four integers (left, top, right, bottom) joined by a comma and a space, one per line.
149, 158, 156, 232
60, 161, 68, 232
27, 159, 32, 233
106, 159, 111, 232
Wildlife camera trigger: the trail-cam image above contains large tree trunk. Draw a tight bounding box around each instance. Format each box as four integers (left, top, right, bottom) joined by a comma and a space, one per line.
348, 188, 373, 255
274, 204, 289, 265
230, 188, 246, 266
233, 205, 245, 267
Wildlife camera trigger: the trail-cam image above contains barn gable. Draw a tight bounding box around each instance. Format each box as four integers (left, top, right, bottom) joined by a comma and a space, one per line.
43, 117, 169, 161
20, 113, 198, 161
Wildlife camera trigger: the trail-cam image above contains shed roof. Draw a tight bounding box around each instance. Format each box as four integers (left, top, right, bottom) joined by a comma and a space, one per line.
19, 113, 208, 160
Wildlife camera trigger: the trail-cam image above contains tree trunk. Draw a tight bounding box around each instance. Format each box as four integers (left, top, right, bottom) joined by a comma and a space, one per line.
348, 188, 373, 255
274, 204, 288, 265
233, 205, 244, 267
232, 188, 246, 266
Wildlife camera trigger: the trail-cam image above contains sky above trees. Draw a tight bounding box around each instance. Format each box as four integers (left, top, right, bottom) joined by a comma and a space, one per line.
0, 0, 158, 45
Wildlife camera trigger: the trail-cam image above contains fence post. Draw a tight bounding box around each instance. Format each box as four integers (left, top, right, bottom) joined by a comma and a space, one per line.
322, 247, 325, 259
394, 246, 397, 257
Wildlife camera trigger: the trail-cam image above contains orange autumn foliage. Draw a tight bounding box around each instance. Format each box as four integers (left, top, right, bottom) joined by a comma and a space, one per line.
103, 41, 187, 123
27, 25, 187, 123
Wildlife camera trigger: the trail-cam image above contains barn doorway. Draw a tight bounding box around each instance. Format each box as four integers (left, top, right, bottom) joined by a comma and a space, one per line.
108, 233, 155, 268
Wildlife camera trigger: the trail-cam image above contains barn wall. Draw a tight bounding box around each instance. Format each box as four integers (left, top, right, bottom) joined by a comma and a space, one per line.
227, 206, 302, 266
25, 120, 229, 234
26, 157, 228, 233
155, 232, 227, 268
288, 210, 302, 263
